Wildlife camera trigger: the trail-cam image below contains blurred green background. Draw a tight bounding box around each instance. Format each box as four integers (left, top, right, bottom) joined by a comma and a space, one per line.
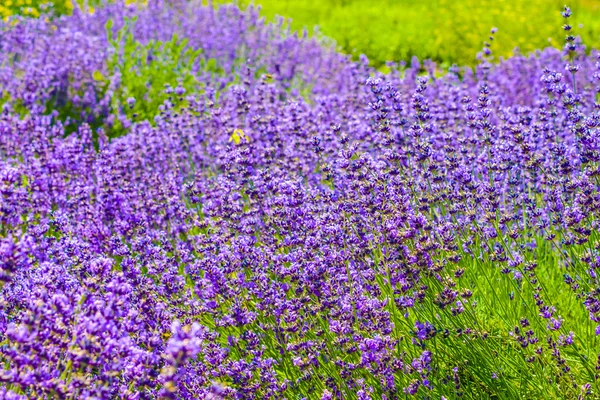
3, 0, 600, 67
0, 0, 72, 18
221, 0, 600, 67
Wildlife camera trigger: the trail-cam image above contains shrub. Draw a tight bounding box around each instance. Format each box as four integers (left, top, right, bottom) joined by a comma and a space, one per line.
100, 17, 205, 136
3, 1, 600, 399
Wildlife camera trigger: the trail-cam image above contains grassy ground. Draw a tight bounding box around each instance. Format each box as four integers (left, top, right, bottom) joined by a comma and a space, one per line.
220, 0, 600, 67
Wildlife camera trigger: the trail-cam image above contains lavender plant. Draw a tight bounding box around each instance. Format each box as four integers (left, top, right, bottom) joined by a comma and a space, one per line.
2, 1, 600, 399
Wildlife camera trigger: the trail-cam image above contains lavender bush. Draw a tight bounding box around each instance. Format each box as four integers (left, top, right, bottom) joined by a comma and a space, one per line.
2, 1, 600, 398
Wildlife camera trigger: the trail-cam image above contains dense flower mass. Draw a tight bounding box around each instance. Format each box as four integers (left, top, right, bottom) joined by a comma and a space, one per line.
2, 1, 600, 398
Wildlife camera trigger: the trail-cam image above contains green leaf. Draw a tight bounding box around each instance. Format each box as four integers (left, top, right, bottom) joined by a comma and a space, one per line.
105, 18, 114, 41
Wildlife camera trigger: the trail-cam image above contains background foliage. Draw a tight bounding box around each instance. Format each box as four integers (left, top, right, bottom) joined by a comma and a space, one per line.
6, 0, 600, 67
221, 0, 600, 67
0, 0, 71, 18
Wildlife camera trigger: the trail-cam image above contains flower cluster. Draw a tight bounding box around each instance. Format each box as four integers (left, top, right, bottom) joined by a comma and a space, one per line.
1, 1, 600, 398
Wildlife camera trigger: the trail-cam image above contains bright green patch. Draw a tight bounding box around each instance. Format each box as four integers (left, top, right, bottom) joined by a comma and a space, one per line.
102, 17, 205, 137
218, 0, 600, 68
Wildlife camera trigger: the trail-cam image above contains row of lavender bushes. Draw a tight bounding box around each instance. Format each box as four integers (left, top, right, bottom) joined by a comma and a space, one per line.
2, 1, 600, 398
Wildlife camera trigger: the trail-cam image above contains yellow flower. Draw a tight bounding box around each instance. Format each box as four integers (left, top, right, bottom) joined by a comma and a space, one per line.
228, 128, 250, 145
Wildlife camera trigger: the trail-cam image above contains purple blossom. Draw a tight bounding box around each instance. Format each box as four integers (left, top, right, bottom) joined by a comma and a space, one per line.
0, 2, 598, 398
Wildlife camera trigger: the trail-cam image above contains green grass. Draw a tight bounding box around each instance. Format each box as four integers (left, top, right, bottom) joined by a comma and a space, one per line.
219, 0, 600, 68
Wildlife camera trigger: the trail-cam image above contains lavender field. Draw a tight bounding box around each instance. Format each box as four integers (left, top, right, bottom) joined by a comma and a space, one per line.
2, 1, 600, 398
